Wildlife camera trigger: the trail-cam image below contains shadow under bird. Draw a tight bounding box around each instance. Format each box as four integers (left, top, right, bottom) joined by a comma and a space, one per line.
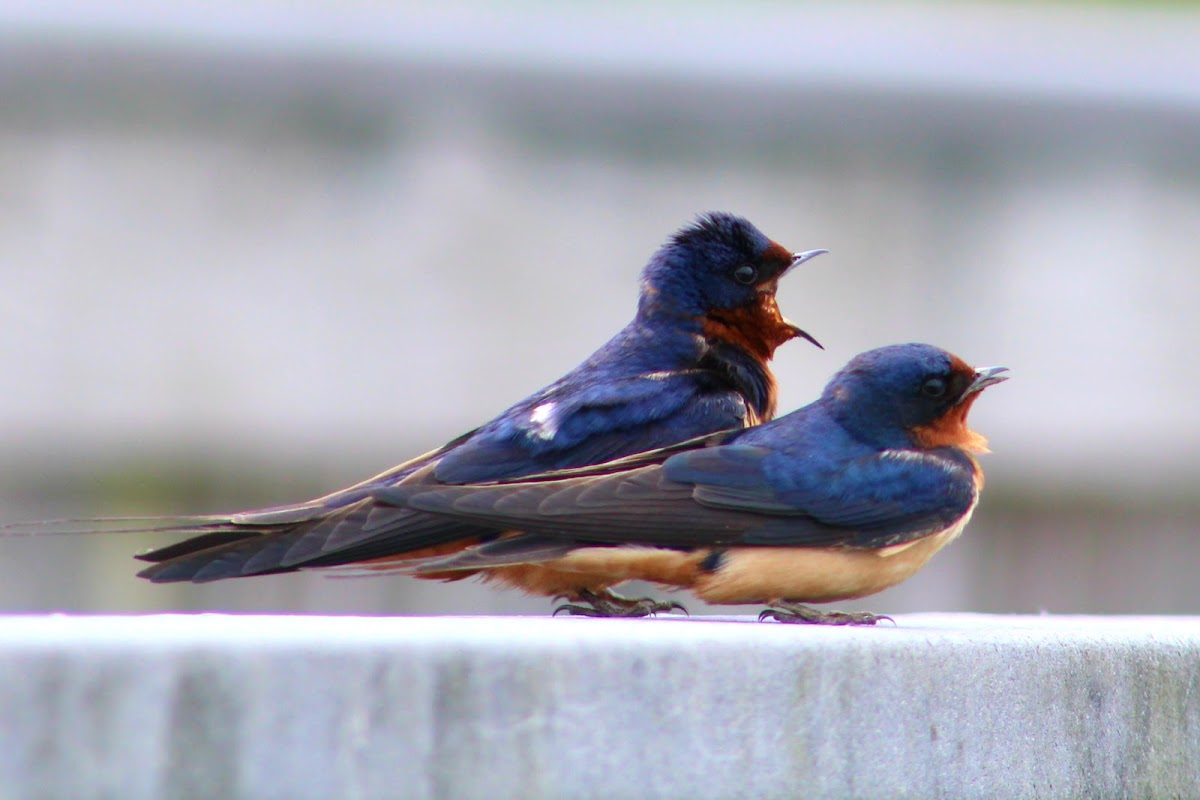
10, 212, 825, 617
372, 343, 1008, 624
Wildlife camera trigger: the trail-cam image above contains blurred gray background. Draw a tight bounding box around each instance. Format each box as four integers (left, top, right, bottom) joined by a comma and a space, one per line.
1, 1, 1197, 617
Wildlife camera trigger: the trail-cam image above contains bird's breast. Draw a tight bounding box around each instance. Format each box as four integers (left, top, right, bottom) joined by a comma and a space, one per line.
911, 395, 991, 455
698, 297, 796, 422
692, 511, 975, 605
482, 547, 708, 595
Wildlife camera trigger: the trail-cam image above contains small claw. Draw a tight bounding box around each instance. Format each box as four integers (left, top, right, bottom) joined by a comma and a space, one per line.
623, 597, 689, 618
665, 600, 690, 617
553, 602, 605, 618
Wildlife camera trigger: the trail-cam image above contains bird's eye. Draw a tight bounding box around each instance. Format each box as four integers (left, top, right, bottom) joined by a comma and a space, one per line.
733, 265, 758, 284
921, 377, 947, 398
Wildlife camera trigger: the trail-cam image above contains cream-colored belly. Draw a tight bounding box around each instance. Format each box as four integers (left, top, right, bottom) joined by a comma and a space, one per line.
483, 510, 970, 605
694, 515, 971, 604
485, 547, 707, 596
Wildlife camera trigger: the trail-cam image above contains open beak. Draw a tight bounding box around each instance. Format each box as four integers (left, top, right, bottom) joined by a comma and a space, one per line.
787, 250, 825, 350
771, 249, 828, 350
961, 366, 1010, 400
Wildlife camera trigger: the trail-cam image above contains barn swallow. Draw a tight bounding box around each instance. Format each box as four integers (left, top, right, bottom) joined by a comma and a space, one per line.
57, 212, 824, 615
370, 344, 1008, 624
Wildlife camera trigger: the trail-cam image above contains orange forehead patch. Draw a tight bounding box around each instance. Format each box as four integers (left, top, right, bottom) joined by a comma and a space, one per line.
948, 354, 974, 376
762, 241, 794, 265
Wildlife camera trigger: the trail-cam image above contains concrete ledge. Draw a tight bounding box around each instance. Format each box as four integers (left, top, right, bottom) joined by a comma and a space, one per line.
1, 614, 1198, 799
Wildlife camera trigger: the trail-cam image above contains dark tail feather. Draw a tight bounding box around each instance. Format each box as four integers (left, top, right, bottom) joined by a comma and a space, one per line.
137, 536, 300, 583
0, 516, 246, 537
133, 530, 270, 563
5, 501, 509, 585
133, 499, 504, 583
138, 521, 504, 583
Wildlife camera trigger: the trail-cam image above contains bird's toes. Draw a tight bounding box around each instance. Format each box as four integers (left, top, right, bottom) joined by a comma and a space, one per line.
551, 589, 687, 618
628, 597, 689, 618
759, 603, 889, 626
552, 602, 607, 618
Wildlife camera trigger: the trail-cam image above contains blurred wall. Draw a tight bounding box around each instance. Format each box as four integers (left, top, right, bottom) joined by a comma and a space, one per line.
1, 2, 1198, 616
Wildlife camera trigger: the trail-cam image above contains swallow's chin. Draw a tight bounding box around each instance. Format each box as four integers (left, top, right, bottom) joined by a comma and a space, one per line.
755, 280, 820, 351
704, 295, 819, 361
760, 292, 821, 351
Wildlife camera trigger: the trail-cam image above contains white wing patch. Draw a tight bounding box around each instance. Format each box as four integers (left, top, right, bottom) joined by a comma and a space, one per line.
880, 449, 959, 475
528, 401, 561, 441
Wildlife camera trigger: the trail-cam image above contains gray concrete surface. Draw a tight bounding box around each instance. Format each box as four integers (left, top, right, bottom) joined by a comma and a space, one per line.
0, 613, 1197, 799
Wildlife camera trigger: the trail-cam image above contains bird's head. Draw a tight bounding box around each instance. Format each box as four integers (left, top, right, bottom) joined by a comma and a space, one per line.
824, 343, 1009, 453
638, 212, 825, 358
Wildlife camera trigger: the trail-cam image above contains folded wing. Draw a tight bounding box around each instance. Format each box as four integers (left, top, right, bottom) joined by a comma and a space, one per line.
386, 445, 979, 551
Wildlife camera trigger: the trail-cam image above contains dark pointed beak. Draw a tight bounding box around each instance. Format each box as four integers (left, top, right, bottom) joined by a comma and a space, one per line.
962, 366, 1010, 399
793, 248, 829, 263
789, 325, 823, 350
783, 248, 828, 277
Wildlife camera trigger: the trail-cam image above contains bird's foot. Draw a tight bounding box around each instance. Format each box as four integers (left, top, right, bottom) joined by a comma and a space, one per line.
758, 601, 891, 626
553, 588, 688, 618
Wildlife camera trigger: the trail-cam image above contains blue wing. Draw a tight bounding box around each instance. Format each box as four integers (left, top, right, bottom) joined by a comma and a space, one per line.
432, 370, 751, 484
668, 445, 979, 546
395, 442, 980, 550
